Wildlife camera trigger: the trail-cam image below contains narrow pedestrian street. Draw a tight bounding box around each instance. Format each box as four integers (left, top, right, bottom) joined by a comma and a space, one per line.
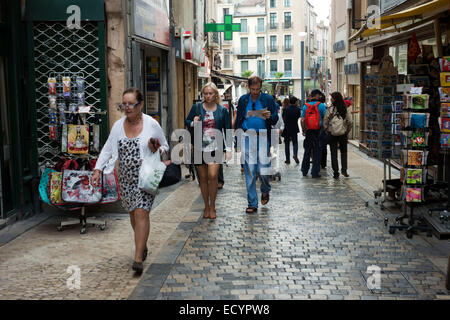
0, 140, 449, 300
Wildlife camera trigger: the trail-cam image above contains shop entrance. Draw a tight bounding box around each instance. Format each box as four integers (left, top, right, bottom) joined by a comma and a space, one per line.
0, 53, 14, 218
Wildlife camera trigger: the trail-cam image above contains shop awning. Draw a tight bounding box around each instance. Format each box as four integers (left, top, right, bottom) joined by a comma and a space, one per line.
219, 84, 233, 97
361, 0, 449, 38
211, 70, 248, 83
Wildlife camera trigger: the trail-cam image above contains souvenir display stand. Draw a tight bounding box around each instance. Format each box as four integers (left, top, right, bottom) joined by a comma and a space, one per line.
426, 56, 450, 238
39, 72, 118, 234
364, 58, 403, 210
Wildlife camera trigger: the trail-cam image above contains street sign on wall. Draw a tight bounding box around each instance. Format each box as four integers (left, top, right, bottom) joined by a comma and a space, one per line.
133, 0, 170, 46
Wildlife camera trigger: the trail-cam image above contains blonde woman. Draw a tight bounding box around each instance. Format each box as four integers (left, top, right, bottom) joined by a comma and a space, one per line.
185, 83, 232, 219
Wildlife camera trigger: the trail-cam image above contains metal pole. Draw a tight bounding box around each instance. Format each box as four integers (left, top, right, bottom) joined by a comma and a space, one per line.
301, 40, 305, 106
313, 59, 316, 89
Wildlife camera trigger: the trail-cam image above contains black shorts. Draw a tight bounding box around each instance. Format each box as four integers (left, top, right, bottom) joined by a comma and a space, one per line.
196, 151, 221, 166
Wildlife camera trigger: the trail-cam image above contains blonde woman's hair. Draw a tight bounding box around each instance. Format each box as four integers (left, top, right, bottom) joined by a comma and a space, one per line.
201, 82, 221, 104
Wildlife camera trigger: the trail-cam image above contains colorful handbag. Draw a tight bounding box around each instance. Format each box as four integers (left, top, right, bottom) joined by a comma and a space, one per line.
61, 170, 102, 204
39, 168, 57, 205
49, 172, 64, 205
100, 170, 120, 204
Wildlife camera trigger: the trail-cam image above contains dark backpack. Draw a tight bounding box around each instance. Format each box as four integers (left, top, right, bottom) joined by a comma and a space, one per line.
305, 102, 321, 130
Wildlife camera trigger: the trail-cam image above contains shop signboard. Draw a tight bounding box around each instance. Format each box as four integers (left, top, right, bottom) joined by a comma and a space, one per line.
381, 0, 408, 14
133, 0, 170, 46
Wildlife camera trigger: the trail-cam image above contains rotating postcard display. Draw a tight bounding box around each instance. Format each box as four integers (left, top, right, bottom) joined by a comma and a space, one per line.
364, 74, 401, 160
399, 90, 430, 204
439, 56, 450, 149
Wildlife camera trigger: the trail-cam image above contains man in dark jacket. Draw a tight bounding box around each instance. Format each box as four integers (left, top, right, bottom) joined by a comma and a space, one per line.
235, 76, 279, 214
282, 96, 301, 164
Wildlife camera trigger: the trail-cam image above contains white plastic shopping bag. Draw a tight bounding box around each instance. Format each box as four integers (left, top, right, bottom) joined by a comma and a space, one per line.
138, 151, 167, 195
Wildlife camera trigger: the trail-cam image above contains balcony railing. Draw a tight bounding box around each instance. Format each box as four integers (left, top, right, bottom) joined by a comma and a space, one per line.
255, 26, 266, 33
268, 23, 278, 30
282, 21, 293, 29
232, 47, 266, 55
283, 71, 293, 77
269, 45, 278, 53
282, 45, 292, 52
240, 26, 249, 33
265, 71, 312, 78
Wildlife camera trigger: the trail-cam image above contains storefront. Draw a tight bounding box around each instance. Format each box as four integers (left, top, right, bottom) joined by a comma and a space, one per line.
129, 0, 171, 135
345, 51, 361, 140
174, 30, 205, 130
352, 0, 450, 237
0, 0, 35, 219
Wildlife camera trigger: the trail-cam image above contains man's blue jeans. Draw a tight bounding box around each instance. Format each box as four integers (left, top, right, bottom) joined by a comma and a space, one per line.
242, 134, 271, 208
301, 129, 321, 177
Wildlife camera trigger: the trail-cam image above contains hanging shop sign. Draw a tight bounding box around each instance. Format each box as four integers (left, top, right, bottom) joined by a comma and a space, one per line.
133, 0, 170, 46
180, 31, 204, 65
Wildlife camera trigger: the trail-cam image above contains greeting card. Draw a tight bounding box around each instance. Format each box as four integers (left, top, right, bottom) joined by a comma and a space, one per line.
441, 103, 450, 118
407, 169, 423, 184
441, 73, 450, 87
440, 57, 450, 72
411, 131, 427, 147
439, 87, 450, 102
411, 94, 429, 109
441, 134, 450, 148
406, 187, 422, 203
407, 150, 425, 166
441, 118, 450, 133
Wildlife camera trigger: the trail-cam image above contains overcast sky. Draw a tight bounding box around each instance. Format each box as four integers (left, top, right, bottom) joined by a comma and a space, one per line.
310, 0, 332, 25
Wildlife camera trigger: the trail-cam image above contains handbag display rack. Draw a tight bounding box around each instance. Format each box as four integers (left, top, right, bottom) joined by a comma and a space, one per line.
41, 72, 111, 234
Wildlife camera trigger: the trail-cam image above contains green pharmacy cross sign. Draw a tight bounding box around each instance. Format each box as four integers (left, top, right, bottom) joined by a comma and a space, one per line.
205, 15, 241, 41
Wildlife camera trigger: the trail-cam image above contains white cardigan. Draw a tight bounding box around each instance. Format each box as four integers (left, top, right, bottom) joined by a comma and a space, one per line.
94, 114, 169, 174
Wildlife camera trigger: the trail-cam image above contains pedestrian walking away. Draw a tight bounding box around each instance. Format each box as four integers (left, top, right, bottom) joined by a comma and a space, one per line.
318, 92, 329, 169
185, 82, 232, 220
91, 87, 169, 275
282, 95, 301, 165
300, 89, 327, 178
235, 76, 279, 214
324, 91, 353, 179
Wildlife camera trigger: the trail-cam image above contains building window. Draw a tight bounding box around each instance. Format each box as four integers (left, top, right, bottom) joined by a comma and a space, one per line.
223, 8, 229, 21
257, 37, 265, 54
257, 18, 265, 32
284, 0, 291, 7
270, 0, 276, 8
270, 13, 277, 29
240, 37, 248, 54
240, 19, 248, 32
284, 35, 292, 51
224, 49, 231, 69
284, 59, 292, 72
257, 60, 265, 78
241, 61, 249, 75
270, 60, 278, 72
270, 36, 277, 52
284, 12, 291, 28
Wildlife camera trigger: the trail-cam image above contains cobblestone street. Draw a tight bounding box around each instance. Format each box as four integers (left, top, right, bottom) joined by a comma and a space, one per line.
1, 141, 449, 300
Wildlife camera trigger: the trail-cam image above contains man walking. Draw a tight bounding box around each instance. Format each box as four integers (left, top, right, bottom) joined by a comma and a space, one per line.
235, 76, 279, 213
300, 89, 327, 178
283, 96, 301, 165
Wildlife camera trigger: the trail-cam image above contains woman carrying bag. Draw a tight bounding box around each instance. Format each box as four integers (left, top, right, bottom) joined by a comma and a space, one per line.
185, 82, 232, 220
91, 87, 169, 274
323, 92, 352, 179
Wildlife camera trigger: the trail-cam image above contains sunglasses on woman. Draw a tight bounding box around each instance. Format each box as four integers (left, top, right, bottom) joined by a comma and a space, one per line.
119, 101, 141, 110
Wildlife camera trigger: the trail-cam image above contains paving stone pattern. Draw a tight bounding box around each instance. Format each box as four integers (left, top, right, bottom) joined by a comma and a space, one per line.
155, 150, 450, 300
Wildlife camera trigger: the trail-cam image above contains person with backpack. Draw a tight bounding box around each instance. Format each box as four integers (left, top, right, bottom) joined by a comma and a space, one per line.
300, 89, 327, 178
324, 92, 353, 179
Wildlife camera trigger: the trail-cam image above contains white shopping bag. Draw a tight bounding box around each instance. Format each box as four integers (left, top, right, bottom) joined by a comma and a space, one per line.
138, 151, 167, 195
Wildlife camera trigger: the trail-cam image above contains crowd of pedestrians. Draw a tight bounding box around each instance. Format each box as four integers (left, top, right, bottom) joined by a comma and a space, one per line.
92, 77, 353, 274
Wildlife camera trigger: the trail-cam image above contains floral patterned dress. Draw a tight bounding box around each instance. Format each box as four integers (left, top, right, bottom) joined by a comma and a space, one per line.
118, 137, 154, 212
